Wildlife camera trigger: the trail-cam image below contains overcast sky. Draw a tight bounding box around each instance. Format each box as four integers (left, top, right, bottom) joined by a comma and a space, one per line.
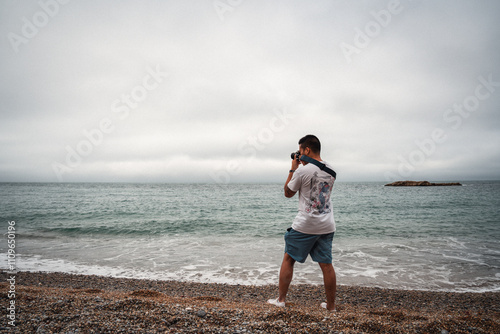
1, 0, 499, 183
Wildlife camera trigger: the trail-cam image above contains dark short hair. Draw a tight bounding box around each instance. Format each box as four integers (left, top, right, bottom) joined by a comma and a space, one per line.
298, 134, 321, 153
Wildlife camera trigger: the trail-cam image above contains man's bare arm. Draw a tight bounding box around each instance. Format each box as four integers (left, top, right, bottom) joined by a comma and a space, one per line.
284, 184, 296, 198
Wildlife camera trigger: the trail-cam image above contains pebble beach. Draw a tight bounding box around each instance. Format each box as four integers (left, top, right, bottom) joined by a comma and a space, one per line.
1, 271, 499, 333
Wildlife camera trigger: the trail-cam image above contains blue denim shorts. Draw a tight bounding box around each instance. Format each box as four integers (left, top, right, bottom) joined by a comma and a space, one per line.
284, 228, 334, 264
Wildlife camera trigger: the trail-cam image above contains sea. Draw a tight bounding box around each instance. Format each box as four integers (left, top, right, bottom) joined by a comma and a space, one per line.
1, 181, 499, 292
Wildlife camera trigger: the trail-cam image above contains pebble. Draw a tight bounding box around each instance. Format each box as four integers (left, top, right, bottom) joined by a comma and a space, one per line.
1, 271, 498, 333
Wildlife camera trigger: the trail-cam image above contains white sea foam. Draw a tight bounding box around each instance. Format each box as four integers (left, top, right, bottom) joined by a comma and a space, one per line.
1, 247, 499, 292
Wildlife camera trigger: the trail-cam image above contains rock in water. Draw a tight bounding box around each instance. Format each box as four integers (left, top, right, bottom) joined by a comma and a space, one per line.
385, 181, 461, 186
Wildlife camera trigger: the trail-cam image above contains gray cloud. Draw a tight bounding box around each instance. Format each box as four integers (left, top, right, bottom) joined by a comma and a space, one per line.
1, 0, 499, 183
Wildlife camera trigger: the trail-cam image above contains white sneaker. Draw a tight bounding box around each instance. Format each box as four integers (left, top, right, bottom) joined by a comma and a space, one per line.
320, 302, 336, 311
267, 298, 285, 307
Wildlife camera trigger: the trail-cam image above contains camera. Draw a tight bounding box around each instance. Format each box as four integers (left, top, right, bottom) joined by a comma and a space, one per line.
290, 150, 300, 161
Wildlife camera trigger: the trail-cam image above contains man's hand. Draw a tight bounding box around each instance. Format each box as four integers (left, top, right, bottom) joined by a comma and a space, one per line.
291, 156, 301, 171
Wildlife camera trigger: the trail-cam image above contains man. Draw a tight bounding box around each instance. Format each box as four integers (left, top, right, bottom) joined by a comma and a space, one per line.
268, 134, 337, 311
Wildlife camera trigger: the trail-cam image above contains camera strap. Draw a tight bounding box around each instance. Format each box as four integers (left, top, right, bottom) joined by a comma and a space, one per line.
299, 155, 337, 179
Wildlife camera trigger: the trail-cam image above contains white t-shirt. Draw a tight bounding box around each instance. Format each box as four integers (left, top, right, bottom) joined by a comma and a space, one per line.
287, 161, 336, 235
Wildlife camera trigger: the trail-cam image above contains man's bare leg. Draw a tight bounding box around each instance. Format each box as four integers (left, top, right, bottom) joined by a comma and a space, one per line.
319, 262, 336, 310
278, 253, 296, 303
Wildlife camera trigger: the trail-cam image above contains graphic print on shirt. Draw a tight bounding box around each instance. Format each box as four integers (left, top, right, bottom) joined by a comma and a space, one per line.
306, 172, 334, 214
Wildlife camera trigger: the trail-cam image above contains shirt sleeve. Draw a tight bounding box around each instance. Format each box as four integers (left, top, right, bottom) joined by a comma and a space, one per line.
287, 169, 302, 192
